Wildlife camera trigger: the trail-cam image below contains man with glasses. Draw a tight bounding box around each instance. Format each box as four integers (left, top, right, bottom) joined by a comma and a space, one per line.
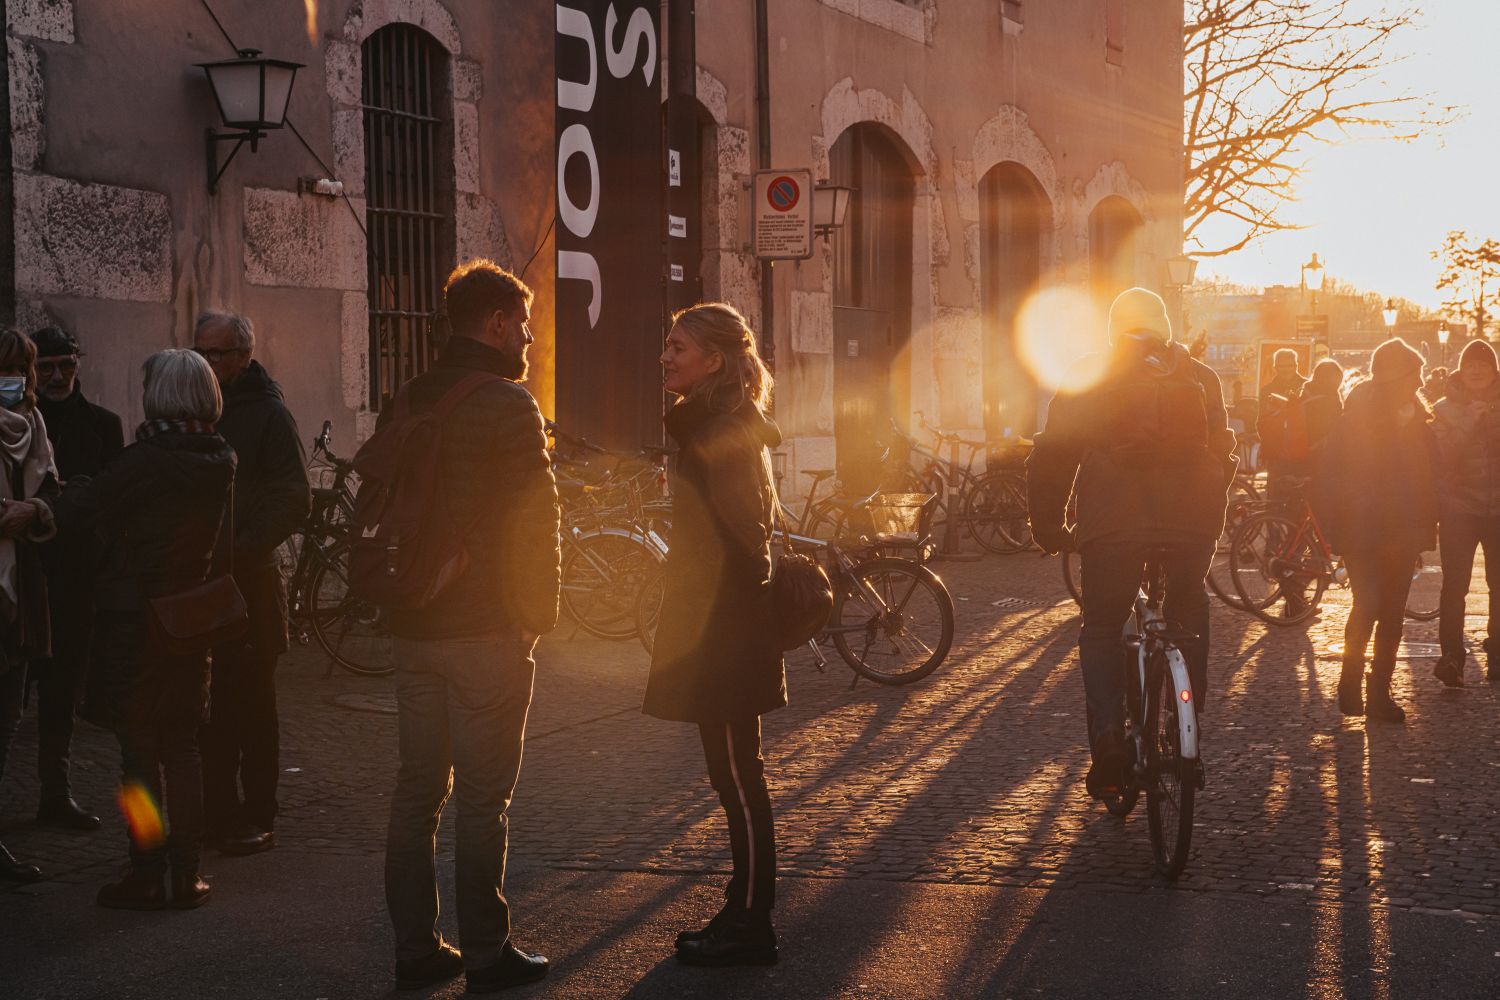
192, 312, 310, 857
26, 327, 123, 831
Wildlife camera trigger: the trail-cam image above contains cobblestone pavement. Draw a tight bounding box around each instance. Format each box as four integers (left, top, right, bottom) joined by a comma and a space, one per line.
4, 552, 1499, 929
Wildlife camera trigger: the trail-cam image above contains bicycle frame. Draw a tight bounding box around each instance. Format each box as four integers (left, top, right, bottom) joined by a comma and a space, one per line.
1126, 583, 1199, 762
775, 529, 926, 640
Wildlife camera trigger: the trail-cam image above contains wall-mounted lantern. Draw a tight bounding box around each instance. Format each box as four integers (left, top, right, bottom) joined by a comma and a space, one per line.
813, 181, 853, 237
1165, 254, 1198, 287
199, 49, 304, 193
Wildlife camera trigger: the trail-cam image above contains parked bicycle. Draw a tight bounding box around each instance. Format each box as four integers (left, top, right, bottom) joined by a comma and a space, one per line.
888, 412, 1032, 554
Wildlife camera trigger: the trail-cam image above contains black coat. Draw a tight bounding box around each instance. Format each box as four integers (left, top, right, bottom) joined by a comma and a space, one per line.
643, 395, 786, 724
36, 382, 124, 679
53, 431, 236, 730
217, 361, 310, 652
381, 337, 562, 640
1318, 380, 1438, 557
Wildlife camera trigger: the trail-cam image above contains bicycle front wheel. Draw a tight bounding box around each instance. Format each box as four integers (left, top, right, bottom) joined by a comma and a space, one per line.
1062, 551, 1082, 605
308, 548, 395, 677
831, 557, 955, 684
965, 471, 1031, 554
1405, 545, 1442, 622
561, 530, 662, 640
1144, 650, 1195, 879
1228, 512, 1327, 626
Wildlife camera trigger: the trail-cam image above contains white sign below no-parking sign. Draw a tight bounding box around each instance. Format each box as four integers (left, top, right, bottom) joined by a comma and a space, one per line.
753, 168, 814, 260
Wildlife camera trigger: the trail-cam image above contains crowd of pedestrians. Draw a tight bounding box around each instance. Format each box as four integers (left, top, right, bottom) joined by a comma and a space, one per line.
0, 319, 309, 905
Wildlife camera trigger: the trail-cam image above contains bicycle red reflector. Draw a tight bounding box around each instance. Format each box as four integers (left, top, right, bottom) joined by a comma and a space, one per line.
1180, 689, 1191, 702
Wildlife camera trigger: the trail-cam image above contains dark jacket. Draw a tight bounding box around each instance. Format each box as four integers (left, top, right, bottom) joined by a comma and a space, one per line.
36, 381, 124, 678
1432, 377, 1500, 518
1318, 380, 1438, 556
643, 395, 786, 723
1302, 384, 1344, 461
383, 336, 561, 640
217, 361, 310, 652
1027, 342, 1236, 547
53, 430, 235, 730
0, 421, 60, 676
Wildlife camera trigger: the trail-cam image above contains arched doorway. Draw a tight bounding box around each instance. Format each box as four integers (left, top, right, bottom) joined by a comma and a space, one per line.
362, 23, 454, 409
829, 123, 915, 492
979, 163, 1050, 437
1089, 195, 1143, 307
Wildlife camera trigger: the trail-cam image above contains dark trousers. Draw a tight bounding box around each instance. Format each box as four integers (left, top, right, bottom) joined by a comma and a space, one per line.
385, 632, 536, 970
1438, 513, 1500, 661
201, 641, 281, 834
117, 720, 204, 877
1078, 536, 1214, 757
0, 666, 24, 790
699, 717, 776, 916
34, 661, 81, 801
1343, 546, 1418, 692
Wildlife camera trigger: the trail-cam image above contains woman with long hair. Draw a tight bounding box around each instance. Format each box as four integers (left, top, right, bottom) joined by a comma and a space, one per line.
0, 328, 61, 883
643, 302, 785, 966
55, 349, 236, 908
1320, 338, 1438, 722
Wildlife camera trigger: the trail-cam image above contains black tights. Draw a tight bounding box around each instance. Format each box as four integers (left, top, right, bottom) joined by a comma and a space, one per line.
698, 718, 776, 916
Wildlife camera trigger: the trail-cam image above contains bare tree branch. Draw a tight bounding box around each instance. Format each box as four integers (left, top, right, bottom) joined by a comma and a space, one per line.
1433, 231, 1500, 340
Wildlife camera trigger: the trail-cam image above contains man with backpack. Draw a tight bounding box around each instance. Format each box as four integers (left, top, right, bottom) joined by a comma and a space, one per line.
1257, 349, 1312, 493
360, 260, 560, 993
1027, 288, 1235, 800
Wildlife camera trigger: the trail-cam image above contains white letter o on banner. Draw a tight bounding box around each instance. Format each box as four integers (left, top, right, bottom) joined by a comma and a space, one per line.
558, 123, 600, 239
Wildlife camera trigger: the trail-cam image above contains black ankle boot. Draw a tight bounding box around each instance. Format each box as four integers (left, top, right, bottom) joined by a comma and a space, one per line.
1338, 664, 1364, 717
171, 873, 213, 909
1366, 688, 1407, 723
677, 911, 778, 967
676, 904, 738, 947
0, 840, 42, 883
97, 869, 167, 910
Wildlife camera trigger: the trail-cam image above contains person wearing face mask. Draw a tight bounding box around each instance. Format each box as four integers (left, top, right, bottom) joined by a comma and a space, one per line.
1028, 288, 1236, 801
0, 328, 63, 883
1320, 338, 1439, 722
24, 327, 123, 833
1431, 340, 1500, 686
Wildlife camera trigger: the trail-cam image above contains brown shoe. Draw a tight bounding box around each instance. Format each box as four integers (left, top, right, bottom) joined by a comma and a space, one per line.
172, 873, 213, 909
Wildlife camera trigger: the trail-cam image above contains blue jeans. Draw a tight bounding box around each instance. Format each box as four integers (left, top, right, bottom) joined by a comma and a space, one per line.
1078, 536, 1213, 759
384, 631, 536, 969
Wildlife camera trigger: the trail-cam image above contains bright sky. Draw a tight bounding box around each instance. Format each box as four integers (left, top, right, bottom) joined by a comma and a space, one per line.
1197, 1, 1500, 309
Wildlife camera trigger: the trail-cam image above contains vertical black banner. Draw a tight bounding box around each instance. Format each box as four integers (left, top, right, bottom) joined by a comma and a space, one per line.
555, 1, 664, 450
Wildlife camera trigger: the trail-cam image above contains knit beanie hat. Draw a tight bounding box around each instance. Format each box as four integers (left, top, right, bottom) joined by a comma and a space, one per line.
1107, 288, 1172, 345
28, 326, 80, 359
1370, 337, 1424, 383
1272, 348, 1299, 370
1459, 339, 1498, 372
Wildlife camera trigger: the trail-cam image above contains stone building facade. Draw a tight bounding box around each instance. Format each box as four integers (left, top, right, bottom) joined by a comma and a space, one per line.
4, 0, 1183, 484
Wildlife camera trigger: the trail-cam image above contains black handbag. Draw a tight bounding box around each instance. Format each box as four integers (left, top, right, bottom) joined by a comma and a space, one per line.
147, 481, 248, 656
770, 489, 833, 651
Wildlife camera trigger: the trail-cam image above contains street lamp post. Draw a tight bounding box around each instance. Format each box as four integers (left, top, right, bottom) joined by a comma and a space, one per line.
1439, 321, 1450, 368
1165, 254, 1198, 346
1382, 298, 1399, 331
1299, 253, 1326, 314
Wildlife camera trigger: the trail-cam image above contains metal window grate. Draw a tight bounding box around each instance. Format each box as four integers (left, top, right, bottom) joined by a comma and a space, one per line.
362, 24, 451, 409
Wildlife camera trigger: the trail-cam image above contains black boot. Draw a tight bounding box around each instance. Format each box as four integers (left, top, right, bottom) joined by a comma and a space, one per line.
1432, 655, 1465, 688
1338, 661, 1364, 717
171, 873, 213, 909
37, 796, 102, 831
0, 840, 42, 883
1366, 665, 1406, 723
97, 869, 167, 910
677, 903, 739, 947
677, 910, 779, 967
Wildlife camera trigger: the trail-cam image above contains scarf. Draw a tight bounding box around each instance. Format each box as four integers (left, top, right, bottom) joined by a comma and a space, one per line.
0, 406, 59, 622
136, 418, 217, 441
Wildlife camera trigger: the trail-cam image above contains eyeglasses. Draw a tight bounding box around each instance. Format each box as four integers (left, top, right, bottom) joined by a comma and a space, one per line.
193, 347, 248, 364
36, 358, 79, 377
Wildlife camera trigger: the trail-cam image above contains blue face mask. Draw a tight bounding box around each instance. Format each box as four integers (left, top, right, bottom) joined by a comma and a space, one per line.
0, 377, 25, 409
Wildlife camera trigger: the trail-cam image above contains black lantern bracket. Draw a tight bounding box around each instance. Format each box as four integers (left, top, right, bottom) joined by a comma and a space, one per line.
198, 47, 303, 195
206, 128, 265, 194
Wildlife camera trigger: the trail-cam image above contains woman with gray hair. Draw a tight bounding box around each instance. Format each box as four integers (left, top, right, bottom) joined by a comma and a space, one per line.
53, 348, 236, 910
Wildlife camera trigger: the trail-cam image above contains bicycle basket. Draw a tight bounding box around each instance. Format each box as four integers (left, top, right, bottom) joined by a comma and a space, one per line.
866, 493, 935, 541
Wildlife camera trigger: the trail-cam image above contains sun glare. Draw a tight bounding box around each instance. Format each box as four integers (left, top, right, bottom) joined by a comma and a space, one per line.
1015, 288, 1110, 395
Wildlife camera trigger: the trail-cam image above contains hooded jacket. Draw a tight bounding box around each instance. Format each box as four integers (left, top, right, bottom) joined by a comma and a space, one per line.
1432, 375, 1500, 517
643, 394, 787, 723
1027, 341, 1236, 547
216, 360, 311, 652
1318, 380, 1438, 555
53, 429, 235, 729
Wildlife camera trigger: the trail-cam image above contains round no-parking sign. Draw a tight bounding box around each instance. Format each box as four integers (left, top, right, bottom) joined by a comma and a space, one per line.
753, 168, 813, 259
768, 175, 801, 212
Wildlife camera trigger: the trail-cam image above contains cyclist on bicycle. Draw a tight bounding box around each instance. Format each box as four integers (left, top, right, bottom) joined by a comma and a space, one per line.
1027, 288, 1236, 799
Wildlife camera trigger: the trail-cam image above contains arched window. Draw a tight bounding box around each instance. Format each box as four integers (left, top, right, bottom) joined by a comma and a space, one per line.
980, 163, 1049, 437
362, 24, 454, 409
1089, 196, 1143, 306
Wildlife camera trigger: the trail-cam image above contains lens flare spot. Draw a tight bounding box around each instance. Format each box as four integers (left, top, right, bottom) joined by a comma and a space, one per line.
118, 782, 164, 851
1015, 288, 1110, 395
304, 1, 320, 46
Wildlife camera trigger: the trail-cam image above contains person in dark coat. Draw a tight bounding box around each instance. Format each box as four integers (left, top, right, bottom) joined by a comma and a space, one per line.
1431, 340, 1500, 686
192, 312, 310, 855
1320, 338, 1438, 723
0, 328, 62, 884
1029, 289, 1235, 799
28, 326, 123, 831
1302, 359, 1345, 460
52, 349, 234, 909
645, 302, 785, 968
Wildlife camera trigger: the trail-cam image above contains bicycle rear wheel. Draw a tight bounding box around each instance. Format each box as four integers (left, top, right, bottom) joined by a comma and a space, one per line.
1062, 551, 1082, 605
1207, 499, 1257, 611
1405, 545, 1442, 622
965, 471, 1031, 554
308, 548, 395, 677
1228, 512, 1327, 626
1144, 649, 1195, 879
635, 563, 666, 655
832, 557, 954, 684
561, 530, 662, 640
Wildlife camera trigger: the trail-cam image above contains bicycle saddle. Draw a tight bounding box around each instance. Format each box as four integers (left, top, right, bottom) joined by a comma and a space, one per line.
800, 468, 835, 479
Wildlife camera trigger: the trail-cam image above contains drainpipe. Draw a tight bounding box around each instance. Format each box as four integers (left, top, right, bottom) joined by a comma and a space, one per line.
0, 29, 16, 327
754, 0, 773, 370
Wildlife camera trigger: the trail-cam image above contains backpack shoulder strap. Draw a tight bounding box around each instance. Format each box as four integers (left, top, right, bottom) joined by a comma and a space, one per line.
429, 372, 506, 421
